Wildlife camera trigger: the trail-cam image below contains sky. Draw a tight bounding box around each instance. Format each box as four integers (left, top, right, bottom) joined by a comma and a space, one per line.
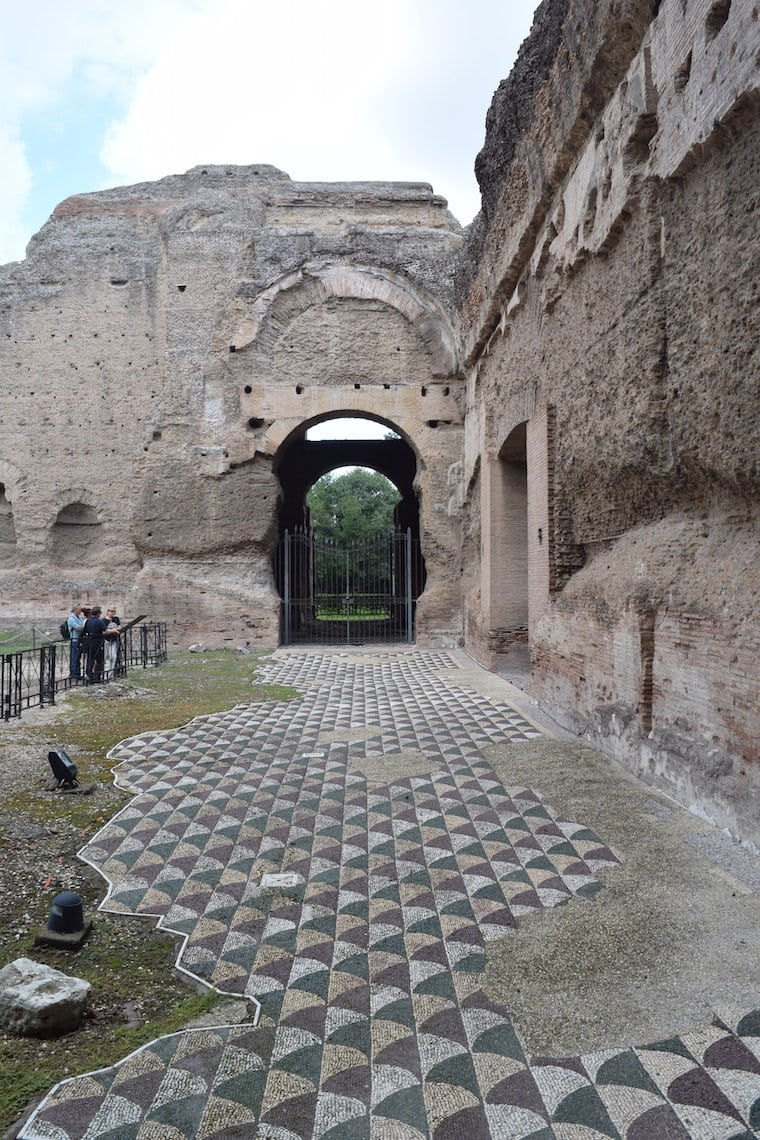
0, 0, 539, 266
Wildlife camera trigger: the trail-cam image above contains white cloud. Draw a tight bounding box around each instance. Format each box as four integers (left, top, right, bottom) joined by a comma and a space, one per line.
100, 0, 411, 188
0, 129, 33, 265
99, 0, 538, 223
308, 418, 391, 441
0, 0, 538, 262
0, 0, 207, 262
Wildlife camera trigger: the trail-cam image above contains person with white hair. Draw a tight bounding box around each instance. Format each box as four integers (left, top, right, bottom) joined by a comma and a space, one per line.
103, 607, 121, 679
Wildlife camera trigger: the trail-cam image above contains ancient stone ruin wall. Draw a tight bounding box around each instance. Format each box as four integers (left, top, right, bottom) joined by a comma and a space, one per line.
0, 169, 464, 644
459, 0, 760, 845
0, 0, 757, 847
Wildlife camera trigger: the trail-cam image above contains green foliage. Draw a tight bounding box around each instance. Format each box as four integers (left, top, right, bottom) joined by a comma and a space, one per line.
307, 468, 400, 547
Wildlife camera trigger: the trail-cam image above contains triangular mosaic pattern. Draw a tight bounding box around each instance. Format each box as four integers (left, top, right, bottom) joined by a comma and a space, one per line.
21, 650, 760, 1139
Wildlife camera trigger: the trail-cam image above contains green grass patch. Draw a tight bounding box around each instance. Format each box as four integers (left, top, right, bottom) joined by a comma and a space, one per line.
0, 648, 299, 1135
2, 650, 299, 834
0, 628, 55, 654
0, 914, 218, 1130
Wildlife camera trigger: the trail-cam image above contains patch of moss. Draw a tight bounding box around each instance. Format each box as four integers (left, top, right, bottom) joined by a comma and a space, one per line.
0, 649, 298, 1135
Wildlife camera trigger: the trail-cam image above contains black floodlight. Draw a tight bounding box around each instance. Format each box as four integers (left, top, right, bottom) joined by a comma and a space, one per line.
47, 891, 84, 934
48, 748, 79, 789
36, 889, 92, 949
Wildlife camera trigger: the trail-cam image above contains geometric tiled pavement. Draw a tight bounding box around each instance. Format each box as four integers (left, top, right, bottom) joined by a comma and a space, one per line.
21, 649, 760, 1139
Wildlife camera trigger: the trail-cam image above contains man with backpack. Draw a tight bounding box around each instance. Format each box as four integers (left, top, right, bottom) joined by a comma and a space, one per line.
83, 606, 109, 684
65, 605, 85, 680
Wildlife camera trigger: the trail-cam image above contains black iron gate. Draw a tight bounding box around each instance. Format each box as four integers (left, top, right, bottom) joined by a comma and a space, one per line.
275, 527, 424, 645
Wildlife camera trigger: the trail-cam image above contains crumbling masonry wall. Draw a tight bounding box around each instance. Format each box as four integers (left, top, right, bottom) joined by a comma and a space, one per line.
0, 0, 757, 846
0, 171, 464, 645
459, 0, 760, 845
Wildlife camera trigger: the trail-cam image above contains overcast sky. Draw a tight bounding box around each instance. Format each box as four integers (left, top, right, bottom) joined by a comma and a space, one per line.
0, 0, 539, 266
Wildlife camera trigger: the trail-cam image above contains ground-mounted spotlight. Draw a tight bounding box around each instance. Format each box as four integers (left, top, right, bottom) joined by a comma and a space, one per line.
47, 748, 79, 790
35, 891, 93, 950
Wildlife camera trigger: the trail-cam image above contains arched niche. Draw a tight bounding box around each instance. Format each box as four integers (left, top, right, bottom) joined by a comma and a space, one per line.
0, 483, 17, 556
49, 501, 104, 565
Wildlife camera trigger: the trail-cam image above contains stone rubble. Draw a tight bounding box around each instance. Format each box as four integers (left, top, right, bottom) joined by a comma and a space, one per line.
0, 957, 91, 1037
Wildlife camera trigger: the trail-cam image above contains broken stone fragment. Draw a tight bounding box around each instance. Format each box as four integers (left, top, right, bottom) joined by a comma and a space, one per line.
0, 957, 91, 1036
259, 871, 305, 899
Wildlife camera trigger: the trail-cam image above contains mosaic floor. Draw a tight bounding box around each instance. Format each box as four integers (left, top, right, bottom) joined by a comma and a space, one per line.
21, 649, 760, 1139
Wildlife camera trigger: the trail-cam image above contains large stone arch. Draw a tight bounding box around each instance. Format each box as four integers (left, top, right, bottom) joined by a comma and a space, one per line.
218, 260, 466, 647
271, 410, 429, 645
272, 412, 420, 535
230, 261, 459, 378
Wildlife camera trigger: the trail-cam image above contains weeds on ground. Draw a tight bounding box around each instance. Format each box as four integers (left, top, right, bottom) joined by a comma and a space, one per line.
0, 649, 299, 1134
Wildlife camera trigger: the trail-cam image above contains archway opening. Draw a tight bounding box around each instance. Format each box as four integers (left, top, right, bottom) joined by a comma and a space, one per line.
273, 415, 426, 644
487, 422, 529, 670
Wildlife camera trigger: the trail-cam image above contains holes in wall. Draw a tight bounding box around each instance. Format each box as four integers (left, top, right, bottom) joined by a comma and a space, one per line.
706, 0, 731, 39
243, 384, 252, 394
420, 386, 427, 396
295, 385, 303, 394
152, 430, 162, 441
427, 420, 439, 428
674, 50, 693, 92
582, 185, 598, 235
247, 417, 264, 430
229, 345, 236, 353
177, 284, 187, 292
109, 279, 128, 287
624, 113, 658, 168
354, 383, 361, 390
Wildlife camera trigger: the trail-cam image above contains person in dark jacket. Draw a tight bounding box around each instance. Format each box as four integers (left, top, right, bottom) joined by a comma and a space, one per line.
83, 606, 109, 684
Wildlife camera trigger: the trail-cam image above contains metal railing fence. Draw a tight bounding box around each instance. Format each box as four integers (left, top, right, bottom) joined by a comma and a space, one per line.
1, 621, 168, 721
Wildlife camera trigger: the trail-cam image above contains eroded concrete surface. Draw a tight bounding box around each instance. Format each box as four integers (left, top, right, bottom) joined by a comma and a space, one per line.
20, 649, 760, 1139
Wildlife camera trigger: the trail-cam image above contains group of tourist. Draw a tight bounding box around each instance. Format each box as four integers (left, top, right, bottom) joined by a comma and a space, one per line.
66, 604, 122, 684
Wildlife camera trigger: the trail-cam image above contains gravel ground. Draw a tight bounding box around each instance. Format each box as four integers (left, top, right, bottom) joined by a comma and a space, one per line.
0, 691, 136, 948
0, 686, 234, 1140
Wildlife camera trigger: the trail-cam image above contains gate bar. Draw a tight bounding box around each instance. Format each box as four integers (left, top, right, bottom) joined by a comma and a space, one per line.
405, 527, 413, 643
283, 529, 291, 645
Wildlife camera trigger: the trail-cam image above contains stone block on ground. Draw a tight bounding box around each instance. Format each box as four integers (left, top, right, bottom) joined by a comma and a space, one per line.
0, 957, 91, 1036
